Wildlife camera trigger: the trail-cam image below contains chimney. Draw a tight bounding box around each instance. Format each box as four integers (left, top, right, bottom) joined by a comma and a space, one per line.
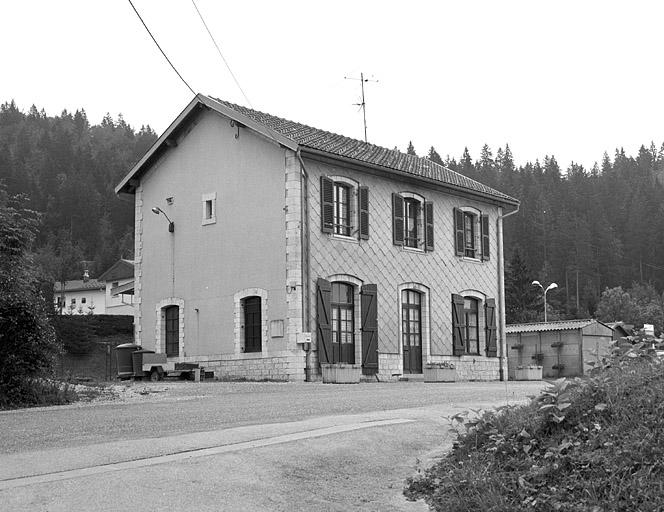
83, 269, 89, 282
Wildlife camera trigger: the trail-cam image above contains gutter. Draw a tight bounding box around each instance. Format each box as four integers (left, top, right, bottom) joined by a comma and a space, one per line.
496, 203, 520, 381
296, 148, 312, 381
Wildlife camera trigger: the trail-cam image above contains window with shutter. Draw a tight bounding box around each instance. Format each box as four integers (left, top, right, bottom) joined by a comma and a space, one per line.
454, 208, 465, 256
424, 201, 434, 251
320, 176, 334, 234
481, 214, 490, 261
392, 193, 404, 246
451, 294, 465, 355
359, 186, 369, 240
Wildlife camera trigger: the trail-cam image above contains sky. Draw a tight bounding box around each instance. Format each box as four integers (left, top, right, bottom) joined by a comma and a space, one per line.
2, 0, 663, 170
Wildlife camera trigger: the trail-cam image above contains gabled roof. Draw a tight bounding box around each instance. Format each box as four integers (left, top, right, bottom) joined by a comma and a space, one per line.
506, 319, 612, 333
54, 279, 105, 293
116, 94, 518, 206
97, 259, 134, 282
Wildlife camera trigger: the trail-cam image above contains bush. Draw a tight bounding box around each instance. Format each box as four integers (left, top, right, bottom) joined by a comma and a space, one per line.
405, 340, 664, 511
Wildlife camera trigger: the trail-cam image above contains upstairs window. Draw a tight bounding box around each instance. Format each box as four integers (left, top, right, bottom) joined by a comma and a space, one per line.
202, 192, 217, 225
321, 176, 369, 240
334, 182, 351, 236
392, 193, 434, 251
454, 207, 490, 261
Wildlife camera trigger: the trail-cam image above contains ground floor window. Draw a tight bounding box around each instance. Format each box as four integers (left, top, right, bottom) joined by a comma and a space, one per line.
165, 305, 179, 357
464, 297, 479, 354
243, 296, 262, 353
332, 282, 355, 364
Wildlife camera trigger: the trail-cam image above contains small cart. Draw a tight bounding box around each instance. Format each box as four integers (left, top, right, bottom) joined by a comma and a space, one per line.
115, 344, 203, 381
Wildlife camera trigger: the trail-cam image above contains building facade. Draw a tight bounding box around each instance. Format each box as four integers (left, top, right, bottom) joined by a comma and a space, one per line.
116, 95, 519, 381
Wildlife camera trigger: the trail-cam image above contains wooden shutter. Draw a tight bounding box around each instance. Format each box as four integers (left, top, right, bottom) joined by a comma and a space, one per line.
320, 176, 334, 234
424, 201, 434, 251
392, 193, 404, 246
481, 214, 490, 261
316, 278, 332, 364
485, 298, 497, 356
452, 294, 465, 356
359, 186, 370, 240
453, 208, 464, 256
360, 284, 378, 373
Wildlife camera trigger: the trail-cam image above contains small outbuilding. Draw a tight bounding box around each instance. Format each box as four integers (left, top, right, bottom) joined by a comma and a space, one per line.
506, 319, 614, 379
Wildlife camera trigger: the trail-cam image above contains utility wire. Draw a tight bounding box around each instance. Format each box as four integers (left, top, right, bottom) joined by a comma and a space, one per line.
128, 0, 196, 95
191, 0, 253, 108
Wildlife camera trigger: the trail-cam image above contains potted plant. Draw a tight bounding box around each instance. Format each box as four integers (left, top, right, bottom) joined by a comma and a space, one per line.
424, 361, 456, 382
514, 365, 542, 381
320, 363, 362, 384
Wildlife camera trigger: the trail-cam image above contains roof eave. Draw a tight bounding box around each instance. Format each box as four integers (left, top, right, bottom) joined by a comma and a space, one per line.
300, 147, 520, 207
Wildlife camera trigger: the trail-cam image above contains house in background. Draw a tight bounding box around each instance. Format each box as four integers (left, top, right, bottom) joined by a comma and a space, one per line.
506, 319, 614, 379
115, 94, 519, 381
54, 259, 134, 315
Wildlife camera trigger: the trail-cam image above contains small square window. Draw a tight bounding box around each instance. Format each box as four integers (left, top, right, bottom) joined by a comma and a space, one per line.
202, 192, 216, 225
81, 297, 86, 304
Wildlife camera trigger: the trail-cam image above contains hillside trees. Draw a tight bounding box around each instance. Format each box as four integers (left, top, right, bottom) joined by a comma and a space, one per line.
0, 101, 156, 283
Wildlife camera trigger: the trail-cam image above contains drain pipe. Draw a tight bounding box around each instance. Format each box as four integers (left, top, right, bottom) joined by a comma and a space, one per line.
296, 148, 312, 381
496, 202, 520, 381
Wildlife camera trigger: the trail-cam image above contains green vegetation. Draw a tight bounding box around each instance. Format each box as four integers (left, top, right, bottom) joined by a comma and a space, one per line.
405, 340, 664, 511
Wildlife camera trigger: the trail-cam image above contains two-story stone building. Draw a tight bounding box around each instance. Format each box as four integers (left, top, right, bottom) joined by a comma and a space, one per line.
116, 94, 519, 381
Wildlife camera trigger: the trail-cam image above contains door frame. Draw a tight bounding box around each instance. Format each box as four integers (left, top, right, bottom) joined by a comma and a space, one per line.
397, 283, 430, 374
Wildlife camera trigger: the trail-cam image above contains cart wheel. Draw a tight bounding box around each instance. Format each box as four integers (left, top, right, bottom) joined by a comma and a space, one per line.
149, 369, 162, 382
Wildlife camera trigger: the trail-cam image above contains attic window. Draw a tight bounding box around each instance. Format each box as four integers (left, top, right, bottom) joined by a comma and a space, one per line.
202, 192, 216, 225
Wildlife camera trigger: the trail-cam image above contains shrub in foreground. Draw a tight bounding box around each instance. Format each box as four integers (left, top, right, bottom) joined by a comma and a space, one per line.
406, 341, 664, 511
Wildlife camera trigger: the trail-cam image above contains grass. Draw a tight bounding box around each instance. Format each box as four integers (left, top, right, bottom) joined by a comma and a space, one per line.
0, 377, 79, 409
405, 339, 664, 511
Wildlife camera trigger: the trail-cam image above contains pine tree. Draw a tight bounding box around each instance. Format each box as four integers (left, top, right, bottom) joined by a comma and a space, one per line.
406, 141, 417, 156
505, 249, 540, 324
427, 146, 443, 165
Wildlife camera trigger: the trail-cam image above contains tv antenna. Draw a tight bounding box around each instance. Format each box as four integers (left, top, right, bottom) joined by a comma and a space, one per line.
344, 72, 378, 142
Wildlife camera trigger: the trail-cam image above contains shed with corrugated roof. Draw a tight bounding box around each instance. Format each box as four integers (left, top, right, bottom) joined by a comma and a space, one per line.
506, 319, 614, 379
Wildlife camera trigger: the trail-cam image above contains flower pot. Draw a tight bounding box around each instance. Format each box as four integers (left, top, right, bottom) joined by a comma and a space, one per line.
514, 367, 542, 381
423, 366, 456, 383
321, 363, 361, 384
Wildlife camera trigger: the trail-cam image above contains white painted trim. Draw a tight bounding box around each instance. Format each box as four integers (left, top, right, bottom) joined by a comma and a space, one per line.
155, 298, 185, 359
233, 288, 269, 355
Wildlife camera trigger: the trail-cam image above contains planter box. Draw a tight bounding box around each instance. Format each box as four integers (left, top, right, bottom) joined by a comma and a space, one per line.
321, 363, 361, 384
423, 367, 456, 383
514, 367, 542, 381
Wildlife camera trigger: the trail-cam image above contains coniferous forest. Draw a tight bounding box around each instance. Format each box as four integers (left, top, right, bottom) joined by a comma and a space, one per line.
1, 101, 663, 323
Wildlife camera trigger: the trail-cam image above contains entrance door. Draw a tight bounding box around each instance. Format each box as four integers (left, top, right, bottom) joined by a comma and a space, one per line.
165, 305, 179, 357
244, 296, 262, 352
331, 282, 355, 364
402, 290, 422, 373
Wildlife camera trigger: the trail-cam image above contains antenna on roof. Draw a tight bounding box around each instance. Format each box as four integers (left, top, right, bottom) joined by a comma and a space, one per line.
344, 72, 378, 143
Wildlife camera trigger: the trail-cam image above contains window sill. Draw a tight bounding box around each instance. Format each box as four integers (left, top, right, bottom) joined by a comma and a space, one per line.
401, 246, 425, 254
202, 217, 216, 226
458, 256, 483, 264
329, 233, 359, 244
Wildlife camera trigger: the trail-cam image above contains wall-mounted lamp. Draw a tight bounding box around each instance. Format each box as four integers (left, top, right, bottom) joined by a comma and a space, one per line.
152, 207, 174, 232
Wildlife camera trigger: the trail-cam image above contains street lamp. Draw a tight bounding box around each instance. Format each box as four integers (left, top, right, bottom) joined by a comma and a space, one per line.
532, 280, 558, 322
152, 207, 174, 232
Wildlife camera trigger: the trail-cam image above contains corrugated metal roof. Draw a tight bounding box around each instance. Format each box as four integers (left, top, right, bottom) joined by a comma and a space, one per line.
210, 97, 517, 205
506, 319, 599, 333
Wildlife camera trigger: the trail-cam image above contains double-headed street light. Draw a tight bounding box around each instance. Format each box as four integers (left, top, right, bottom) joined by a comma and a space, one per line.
532, 280, 558, 322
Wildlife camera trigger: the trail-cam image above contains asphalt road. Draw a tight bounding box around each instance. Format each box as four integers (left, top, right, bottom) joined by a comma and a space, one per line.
0, 380, 545, 511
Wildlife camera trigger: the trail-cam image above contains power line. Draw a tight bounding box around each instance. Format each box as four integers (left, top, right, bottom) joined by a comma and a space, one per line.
127, 0, 196, 95
191, 0, 252, 108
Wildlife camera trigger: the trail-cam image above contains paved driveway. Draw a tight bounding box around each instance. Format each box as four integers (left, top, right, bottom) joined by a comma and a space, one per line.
0, 380, 544, 511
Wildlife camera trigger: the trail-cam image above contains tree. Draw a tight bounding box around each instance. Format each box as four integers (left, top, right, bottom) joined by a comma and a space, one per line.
0, 189, 60, 405
427, 146, 443, 165
595, 287, 639, 326
505, 249, 540, 323
406, 141, 417, 156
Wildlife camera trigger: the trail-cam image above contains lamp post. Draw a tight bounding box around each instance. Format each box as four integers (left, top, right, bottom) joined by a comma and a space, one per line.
152, 207, 174, 232
532, 280, 558, 322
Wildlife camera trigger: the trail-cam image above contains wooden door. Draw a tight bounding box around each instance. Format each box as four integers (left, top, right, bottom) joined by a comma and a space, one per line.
402, 290, 422, 373
244, 296, 262, 352
165, 305, 179, 357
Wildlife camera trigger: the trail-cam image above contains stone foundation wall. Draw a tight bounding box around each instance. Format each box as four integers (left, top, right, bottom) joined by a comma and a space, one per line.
429, 355, 499, 381
179, 350, 306, 381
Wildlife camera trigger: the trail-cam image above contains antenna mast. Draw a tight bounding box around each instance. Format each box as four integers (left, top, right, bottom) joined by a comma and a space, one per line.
344, 72, 378, 142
